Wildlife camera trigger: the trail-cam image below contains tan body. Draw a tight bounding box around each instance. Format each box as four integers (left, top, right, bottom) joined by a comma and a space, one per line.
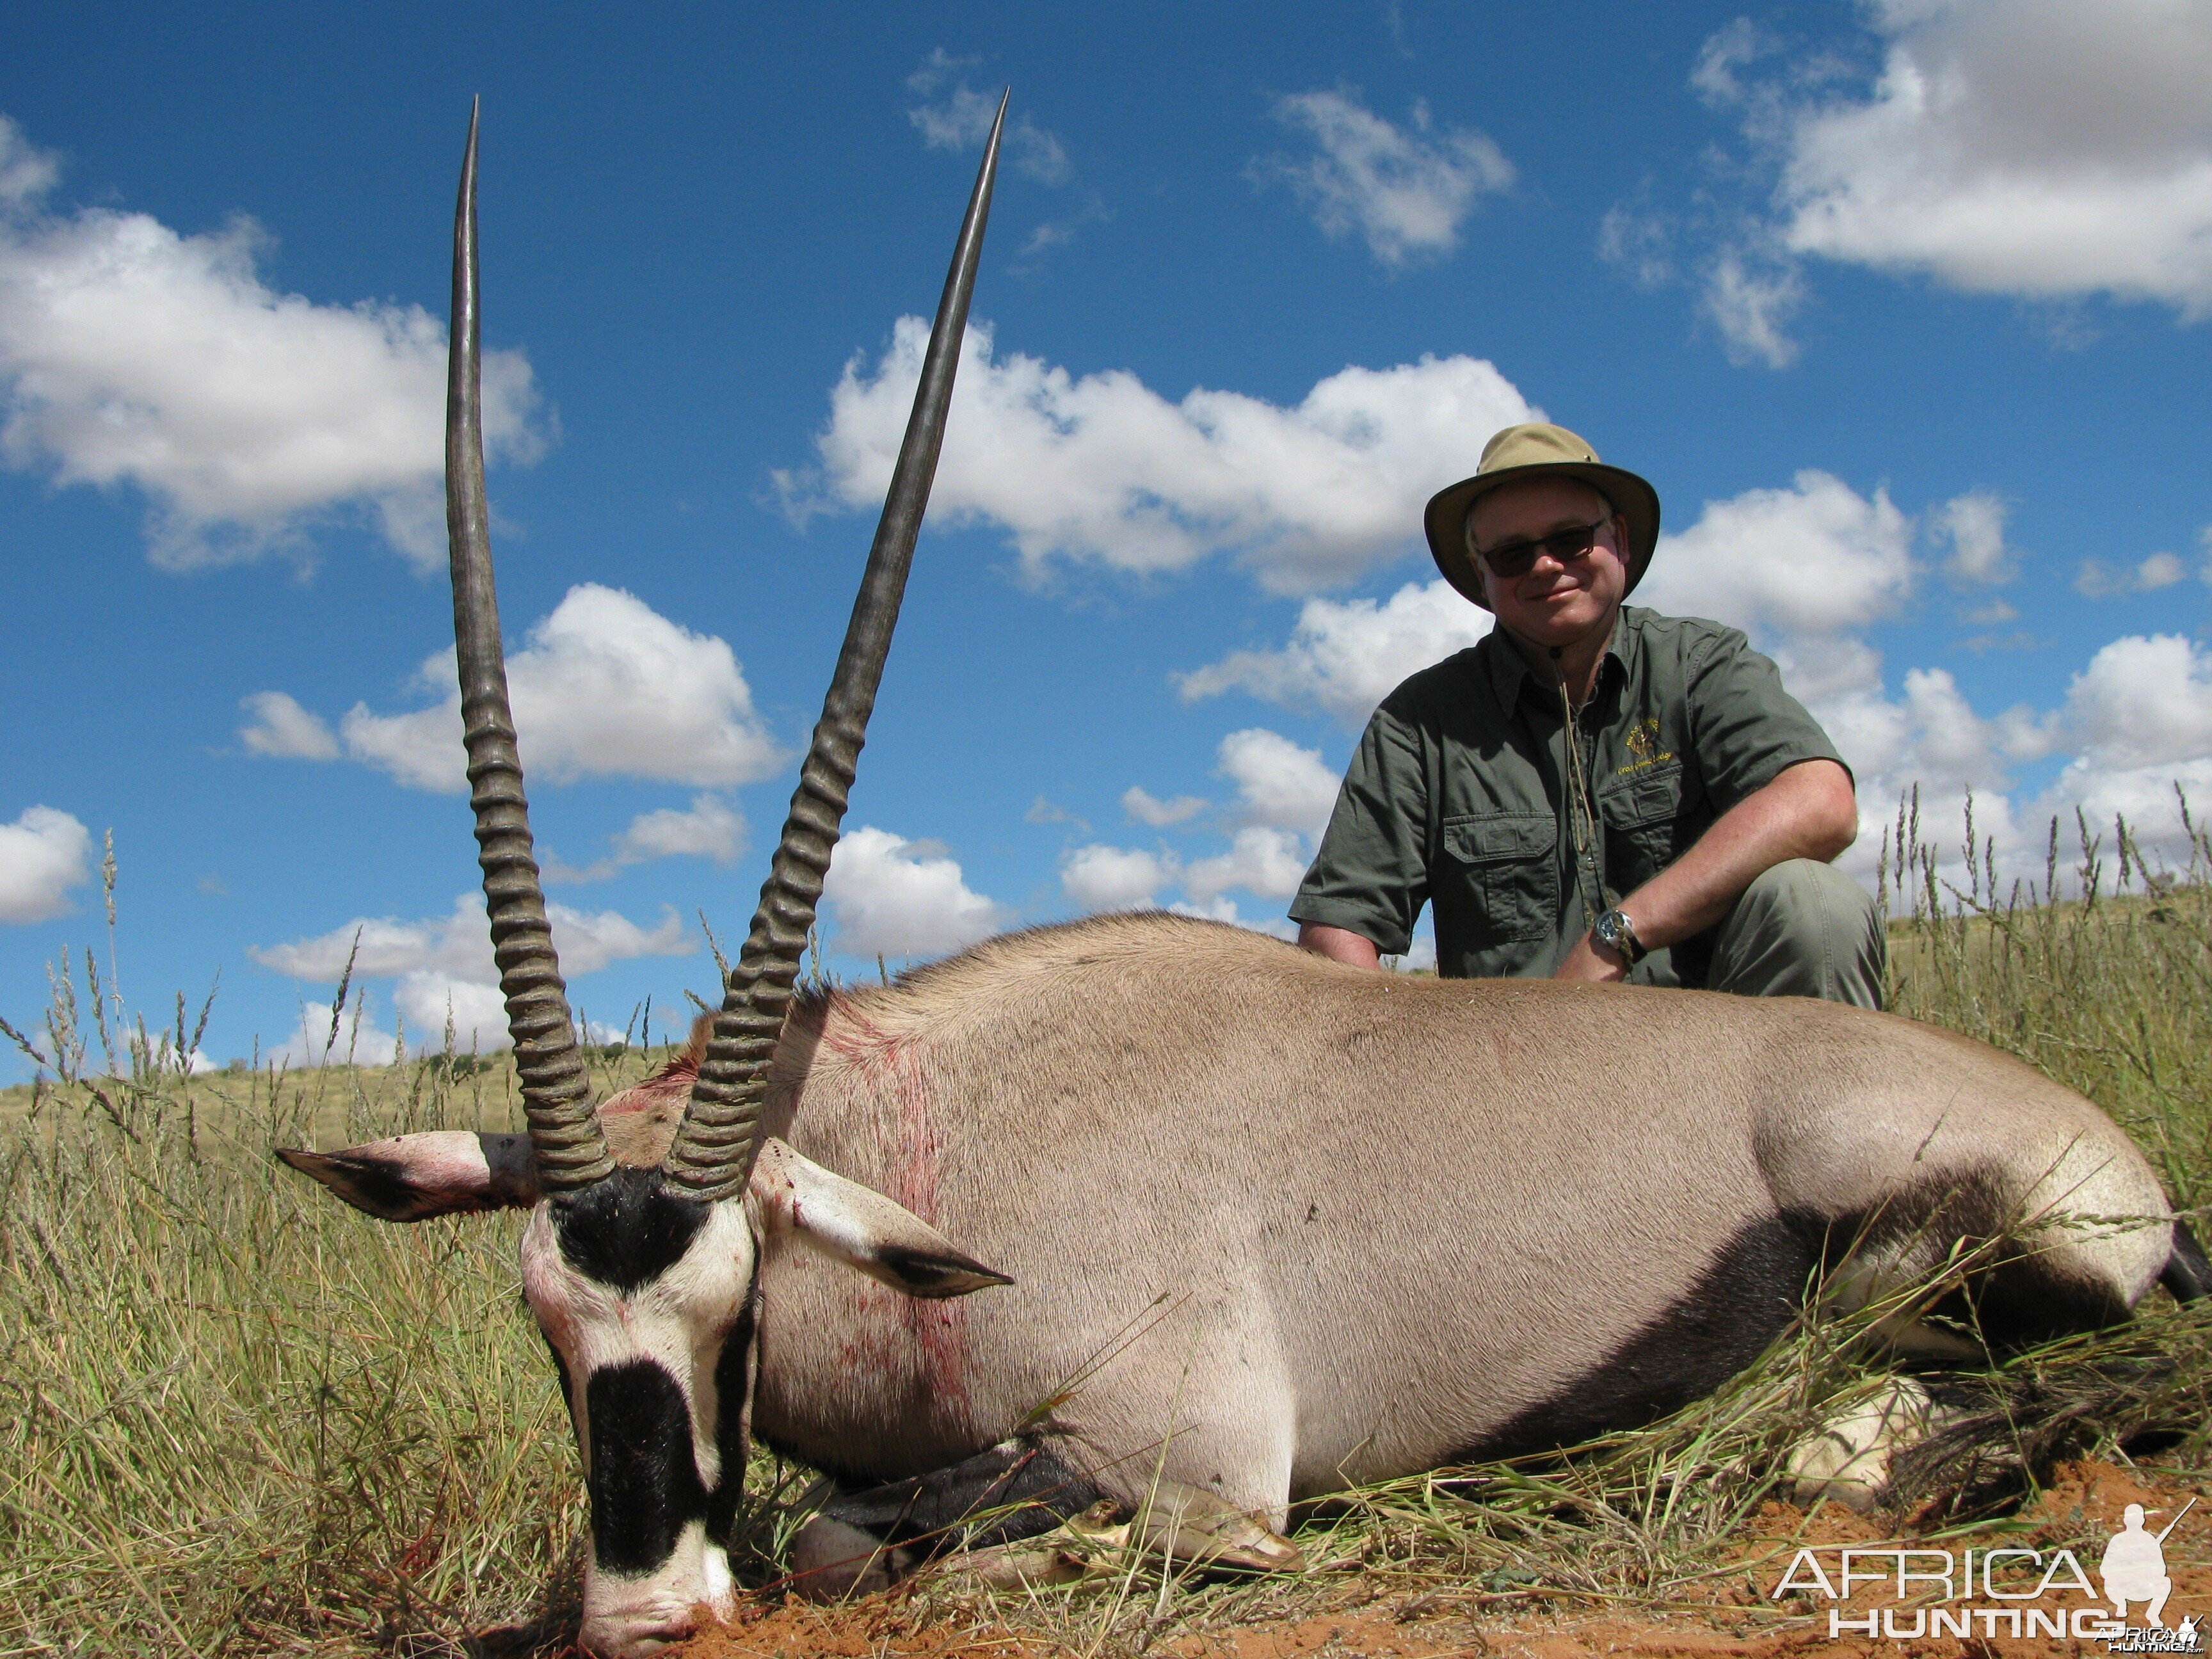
289, 906, 2182, 1634
609, 912, 2170, 1521
341, 129, 2177, 1646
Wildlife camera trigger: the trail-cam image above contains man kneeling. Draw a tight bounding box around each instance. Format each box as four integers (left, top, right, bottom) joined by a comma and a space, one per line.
1292, 422, 1880, 1004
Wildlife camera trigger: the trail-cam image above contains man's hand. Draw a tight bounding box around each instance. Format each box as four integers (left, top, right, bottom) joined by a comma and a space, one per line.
1550, 758, 1856, 981
1555, 930, 1631, 983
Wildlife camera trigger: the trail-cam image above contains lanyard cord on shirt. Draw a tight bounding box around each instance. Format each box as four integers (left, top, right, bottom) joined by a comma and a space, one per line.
1556, 674, 1608, 919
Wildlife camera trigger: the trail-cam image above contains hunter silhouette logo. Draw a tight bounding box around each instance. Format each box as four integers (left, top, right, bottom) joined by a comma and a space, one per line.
2101, 1499, 2198, 1653
2104, 1501, 2187, 1626
1770, 1496, 2199, 1648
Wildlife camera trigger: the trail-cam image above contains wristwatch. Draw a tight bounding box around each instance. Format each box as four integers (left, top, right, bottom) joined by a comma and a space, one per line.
1592, 907, 1646, 966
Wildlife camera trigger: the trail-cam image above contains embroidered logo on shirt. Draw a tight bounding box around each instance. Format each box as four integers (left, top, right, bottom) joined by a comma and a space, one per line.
1615, 718, 1676, 776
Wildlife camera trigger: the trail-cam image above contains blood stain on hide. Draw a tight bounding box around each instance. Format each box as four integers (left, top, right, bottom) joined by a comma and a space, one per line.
818, 998, 972, 1428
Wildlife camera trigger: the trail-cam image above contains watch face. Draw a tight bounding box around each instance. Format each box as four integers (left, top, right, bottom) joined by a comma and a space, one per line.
1598, 910, 1635, 959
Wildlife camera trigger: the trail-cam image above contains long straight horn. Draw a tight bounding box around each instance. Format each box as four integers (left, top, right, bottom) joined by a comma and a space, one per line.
663, 93, 1008, 1201
447, 102, 611, 1194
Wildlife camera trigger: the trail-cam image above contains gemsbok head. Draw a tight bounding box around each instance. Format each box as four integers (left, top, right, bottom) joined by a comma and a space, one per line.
283, 98, 1013, 1654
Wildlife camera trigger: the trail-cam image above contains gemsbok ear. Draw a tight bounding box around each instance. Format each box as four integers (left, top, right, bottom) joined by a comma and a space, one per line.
276, 1130, 543, 1221
749, 1137, 1013, 1299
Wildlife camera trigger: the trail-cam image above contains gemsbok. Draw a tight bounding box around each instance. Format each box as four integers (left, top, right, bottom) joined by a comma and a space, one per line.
282, 100, 2206, 1658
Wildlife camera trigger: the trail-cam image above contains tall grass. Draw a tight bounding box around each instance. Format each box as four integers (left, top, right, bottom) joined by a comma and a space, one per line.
4, 795, 2210, 1655
0, 984, 650, 1655
1879, 784, 2212, 1213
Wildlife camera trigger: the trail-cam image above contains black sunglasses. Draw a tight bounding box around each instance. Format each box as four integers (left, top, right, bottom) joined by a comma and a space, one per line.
1471, 517, 1614, 580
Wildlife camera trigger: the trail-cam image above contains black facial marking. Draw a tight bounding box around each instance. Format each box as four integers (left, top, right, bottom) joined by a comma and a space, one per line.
703, 1293, 757, 1546
553, 1166, 711, 1294
586, 1359, 710, 1576
1463, 1214, 1818, 1461
539, 1327, 577, 1434
818, 1441, 1105, 1558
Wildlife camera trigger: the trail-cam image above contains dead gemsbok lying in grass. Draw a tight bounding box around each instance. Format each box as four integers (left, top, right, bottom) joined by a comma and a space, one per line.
281, 101, 2208, 1659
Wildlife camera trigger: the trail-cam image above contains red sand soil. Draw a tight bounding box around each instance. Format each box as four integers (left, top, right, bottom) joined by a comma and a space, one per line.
662, 1461, 2211, 1659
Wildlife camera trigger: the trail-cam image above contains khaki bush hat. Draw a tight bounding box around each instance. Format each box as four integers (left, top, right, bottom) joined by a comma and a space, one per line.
1423, 422, 1662, 610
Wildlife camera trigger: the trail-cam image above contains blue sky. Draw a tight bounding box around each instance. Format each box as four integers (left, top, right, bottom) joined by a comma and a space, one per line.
3, 1, 2208, 1075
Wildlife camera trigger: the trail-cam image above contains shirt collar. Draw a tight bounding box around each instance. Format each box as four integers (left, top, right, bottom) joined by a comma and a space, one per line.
1485, 608, 1635, 710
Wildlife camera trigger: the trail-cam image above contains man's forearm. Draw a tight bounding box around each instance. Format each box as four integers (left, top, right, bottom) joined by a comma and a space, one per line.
1619, 758, 1857, 949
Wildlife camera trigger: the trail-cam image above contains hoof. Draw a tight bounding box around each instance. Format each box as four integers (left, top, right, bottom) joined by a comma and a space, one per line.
787, 1515, 913, 1601
1081, 1485, 1305, 1573
1785, 1376, 1956, 1511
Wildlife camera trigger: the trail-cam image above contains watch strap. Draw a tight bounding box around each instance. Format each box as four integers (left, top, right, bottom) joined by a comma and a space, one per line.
1596, 908, 1646, 966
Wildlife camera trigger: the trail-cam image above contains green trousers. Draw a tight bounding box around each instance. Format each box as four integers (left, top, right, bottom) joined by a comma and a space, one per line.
1630, 859, 1886, 1011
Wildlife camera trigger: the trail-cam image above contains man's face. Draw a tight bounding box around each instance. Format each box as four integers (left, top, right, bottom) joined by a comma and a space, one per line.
1469, 477, 1628, 648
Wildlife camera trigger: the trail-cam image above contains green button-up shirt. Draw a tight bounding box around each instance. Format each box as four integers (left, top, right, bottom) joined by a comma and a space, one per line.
1289, 607, 1845, 983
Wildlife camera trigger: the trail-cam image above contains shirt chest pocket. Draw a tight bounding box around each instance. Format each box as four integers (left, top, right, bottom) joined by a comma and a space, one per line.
1598, 762, 1688, 887
1439, 812, 1555, 944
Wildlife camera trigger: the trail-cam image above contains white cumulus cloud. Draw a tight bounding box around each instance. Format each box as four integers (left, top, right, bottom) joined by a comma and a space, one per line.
0, 805, 92, 924
906, 51, 1070, 184
237, 691, 339, 760
1637, 470, 1915, 641
392, 972, 513, 1055
0, 115, 543, 569
1217, 728, 1339, 844
252, 584, 783, 793
251, 894, 690, 982
821, 826, 1004, 960
2076, 552, 2188, 597
271, 995, 403, 1070
0, 117, 59, 206
1184, 826, 1309, 906
1991, 633, 2212, 873
1061, 843, 1176, 911
1623, 471, 2212, 890
1178, 577, 1491, 727
782, 319, 1535, 594
544, 796, 744, 885
1936, 490, 2013, 584
1782, 0, 2212, 312
1263, 88, 1514, 267
1064, 728, 1338, 920
1121, 787, 1206, 827
1698, 0, 2212, 351
2053, 634, 2212, 776
1701, 248, 1806, 369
